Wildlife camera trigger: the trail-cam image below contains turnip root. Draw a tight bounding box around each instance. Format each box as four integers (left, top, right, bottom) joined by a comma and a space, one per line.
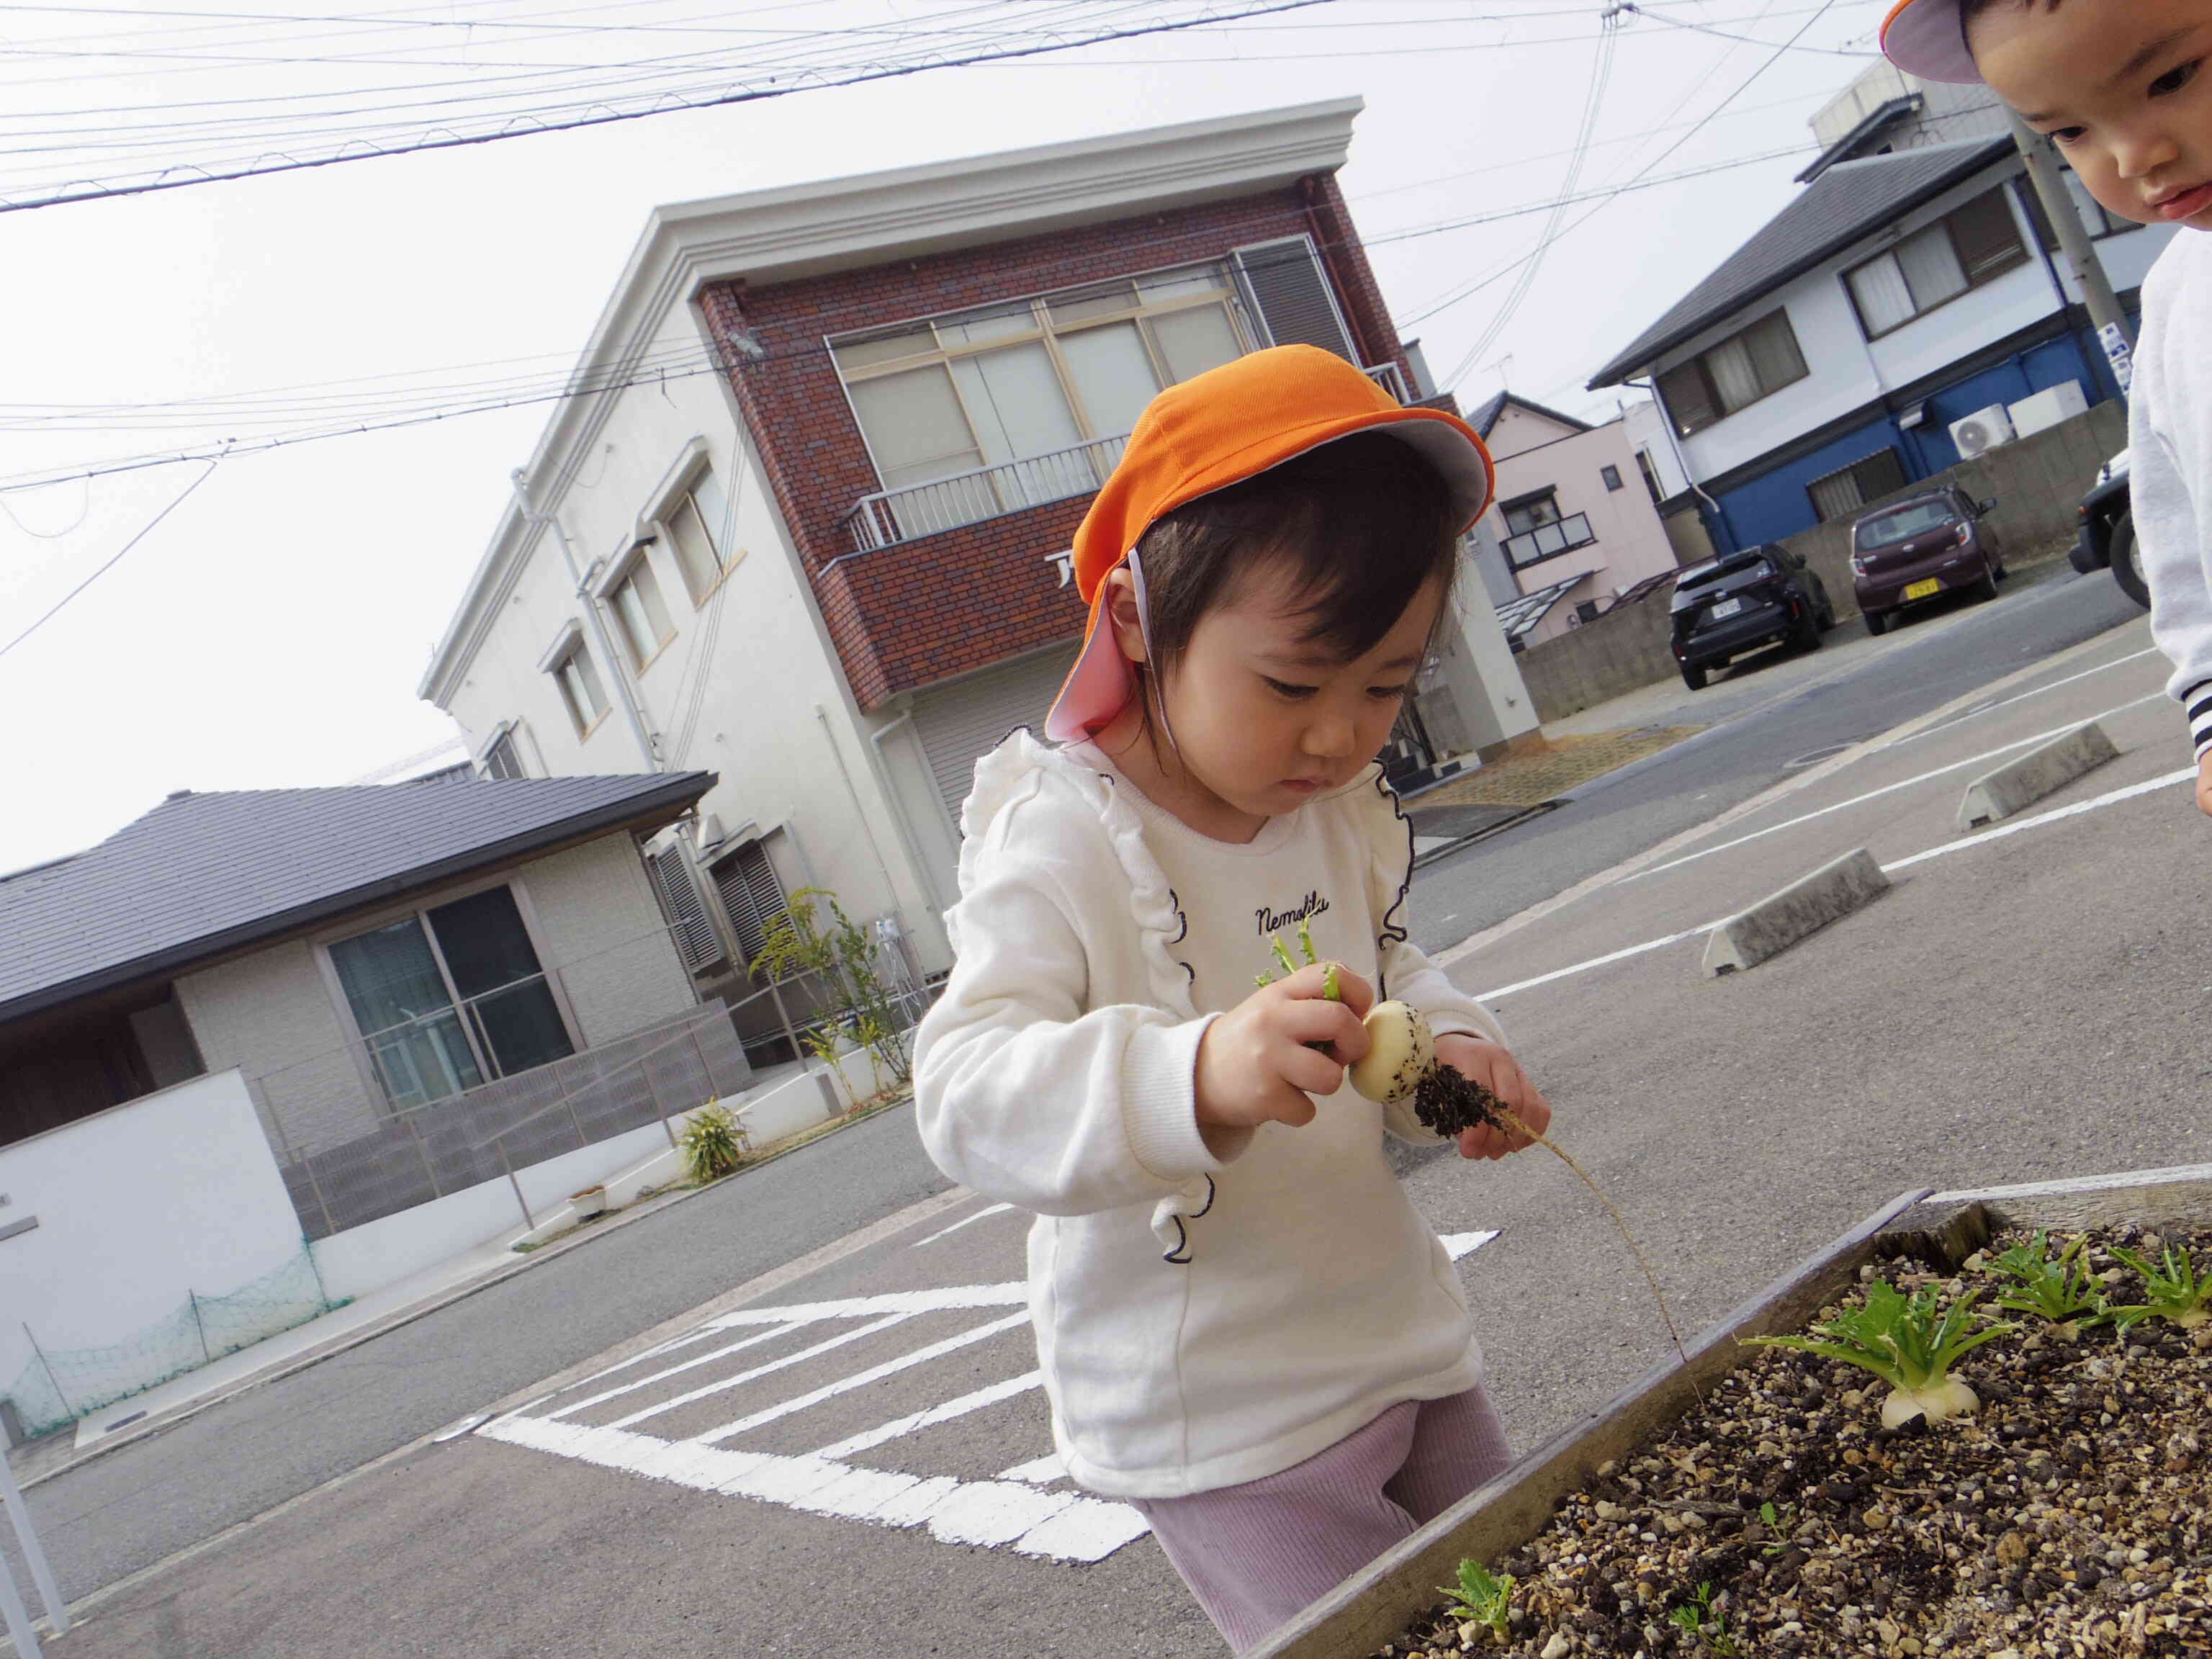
1884, 1378, 1981, 1429
1349, 999, 1434, 1105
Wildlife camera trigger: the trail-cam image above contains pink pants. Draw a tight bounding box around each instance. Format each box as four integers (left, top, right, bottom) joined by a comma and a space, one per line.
1125, 1386, 1514, 1655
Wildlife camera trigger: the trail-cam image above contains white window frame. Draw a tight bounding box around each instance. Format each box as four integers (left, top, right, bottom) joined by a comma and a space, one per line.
639, 438, 745, 607
1842, 187, 2029, 342
539, 621, 609, 739
825, 258, 1257, 492
598, 543, 676, 671
477, 719, 528, 781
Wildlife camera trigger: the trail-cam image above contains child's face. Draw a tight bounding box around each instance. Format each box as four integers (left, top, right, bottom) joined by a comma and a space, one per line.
1974, 0, 2212, 230
1136, 559, 1444, 839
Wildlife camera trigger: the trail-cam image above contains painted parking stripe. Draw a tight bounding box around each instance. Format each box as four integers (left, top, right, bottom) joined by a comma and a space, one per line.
1627, 694, 2162, 884
608, 1310, 916, 1429
547, 1322, 801, 1421
811, 1370, 1045, 1462
914, 1202, 1015, 1246
1887, 647, 2159, 747
1481, 765, 2196, 1002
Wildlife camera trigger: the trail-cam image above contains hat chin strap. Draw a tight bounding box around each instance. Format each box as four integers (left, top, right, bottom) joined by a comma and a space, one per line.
1125, 548, 1181, 757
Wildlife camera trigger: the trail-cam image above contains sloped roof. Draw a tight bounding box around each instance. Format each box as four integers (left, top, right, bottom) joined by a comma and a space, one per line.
1467, 391, 1593, 440
1496, 572, 1592, 643
0, 772, 712, 1025
1587, 137, 2014, 390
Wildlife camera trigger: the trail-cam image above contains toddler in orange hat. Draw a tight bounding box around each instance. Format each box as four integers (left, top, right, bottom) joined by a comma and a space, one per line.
912, 346, 1553, 1653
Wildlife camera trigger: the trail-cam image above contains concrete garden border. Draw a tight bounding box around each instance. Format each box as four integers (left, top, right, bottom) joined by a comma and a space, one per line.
1250, 1162, 2212, 1659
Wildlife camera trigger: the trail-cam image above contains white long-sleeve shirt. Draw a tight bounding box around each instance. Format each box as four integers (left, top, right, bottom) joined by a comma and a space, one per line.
2128, 230, 2212, 758
912, 732, 1510, 1500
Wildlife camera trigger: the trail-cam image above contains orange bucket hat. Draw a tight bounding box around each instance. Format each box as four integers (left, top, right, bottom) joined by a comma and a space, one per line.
1043, 344, 1496, 744
1879, 0, 1982, 84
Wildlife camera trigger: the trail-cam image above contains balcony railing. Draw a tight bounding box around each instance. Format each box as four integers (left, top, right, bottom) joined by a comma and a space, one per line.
845, 433, 1130, 553
1504, 512, 1596, 570
841, 364, 1420, 553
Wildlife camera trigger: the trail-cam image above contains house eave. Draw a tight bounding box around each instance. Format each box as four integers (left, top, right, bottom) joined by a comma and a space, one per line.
0, 771, 714, 1031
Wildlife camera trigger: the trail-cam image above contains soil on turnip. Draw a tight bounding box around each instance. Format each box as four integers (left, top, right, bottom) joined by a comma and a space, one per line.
1373, 1220, 2212, 1659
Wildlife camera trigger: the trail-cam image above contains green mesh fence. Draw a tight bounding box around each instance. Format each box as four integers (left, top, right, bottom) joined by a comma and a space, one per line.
4, 1245, 348, 1442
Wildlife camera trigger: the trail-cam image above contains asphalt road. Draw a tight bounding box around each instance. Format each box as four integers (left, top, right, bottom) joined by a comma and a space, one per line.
17, 1103, 956, 1602
1408, 565, 2151, 954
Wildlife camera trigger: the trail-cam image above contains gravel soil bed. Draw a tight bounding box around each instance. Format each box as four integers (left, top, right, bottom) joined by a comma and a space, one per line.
1376, 1221, 2211, 1659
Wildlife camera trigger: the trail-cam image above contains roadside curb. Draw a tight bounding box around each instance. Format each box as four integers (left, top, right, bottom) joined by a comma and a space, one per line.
17, 1092, 920, 1492
1701, 848, 1892, 976
1956, 720, 2118, 830
1433, 608, 2153, 974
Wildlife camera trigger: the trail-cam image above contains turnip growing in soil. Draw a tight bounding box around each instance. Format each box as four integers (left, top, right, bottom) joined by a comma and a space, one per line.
1259, 922, 1693, 1374
2107, 1240, 2211, 1331
1982, 1228, 2111, 1337
1741, 1279, 2015, 1428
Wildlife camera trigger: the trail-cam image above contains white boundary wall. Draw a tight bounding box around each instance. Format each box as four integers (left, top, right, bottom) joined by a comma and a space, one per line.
0, 1069, 304, 1395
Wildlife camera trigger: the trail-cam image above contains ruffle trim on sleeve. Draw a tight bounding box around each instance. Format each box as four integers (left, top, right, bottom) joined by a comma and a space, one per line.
1354, 763, 1416, 1000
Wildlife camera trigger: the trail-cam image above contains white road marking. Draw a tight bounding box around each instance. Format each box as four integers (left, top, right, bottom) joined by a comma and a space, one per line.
914, 1202, 1015, 1246
813, 1371, 1045, 1462
484, 1233, 1505, 1566
1885, 647, 2159, 747
608, 1310, 915, 1429
683, 1313, 1030, 1446
1475, 764, 2196, 1003
1627, 695, 2162, 884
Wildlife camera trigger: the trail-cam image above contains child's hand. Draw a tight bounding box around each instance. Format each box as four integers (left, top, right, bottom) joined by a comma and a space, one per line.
2198, 751, 2212, 817
1194, 963, 1373, 1141
1434, 1034, 1551, 1162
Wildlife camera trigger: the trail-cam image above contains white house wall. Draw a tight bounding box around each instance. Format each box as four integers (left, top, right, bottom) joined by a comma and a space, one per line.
1664, 161, 2172, 490
436, 302, 947, 971
0, 1069, 305, 1413
179, 939, 374, 1153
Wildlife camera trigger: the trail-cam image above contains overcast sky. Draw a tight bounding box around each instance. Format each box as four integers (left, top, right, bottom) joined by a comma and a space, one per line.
0, 0, 1892, 874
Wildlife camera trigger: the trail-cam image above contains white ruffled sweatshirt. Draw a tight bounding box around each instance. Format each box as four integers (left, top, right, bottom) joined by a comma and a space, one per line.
2129, 230, 2212, 759
912, 732, 1513, 1500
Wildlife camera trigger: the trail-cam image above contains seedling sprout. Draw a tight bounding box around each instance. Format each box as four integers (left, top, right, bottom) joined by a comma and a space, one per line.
2105, 1241, 2210, 1331
1743, 1280, 2015, 1426
1982, 1230, 2110, 1336
1667, 1583, 1740, 1655
1438, 1560, 1514, 1640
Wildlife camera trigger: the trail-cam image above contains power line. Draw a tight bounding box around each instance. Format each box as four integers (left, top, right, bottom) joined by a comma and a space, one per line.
0, 456, 222, 660
0, 0, 1346, 211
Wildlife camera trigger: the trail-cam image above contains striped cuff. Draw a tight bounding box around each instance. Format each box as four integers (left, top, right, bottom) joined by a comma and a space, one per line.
2188, 680, 2212, 762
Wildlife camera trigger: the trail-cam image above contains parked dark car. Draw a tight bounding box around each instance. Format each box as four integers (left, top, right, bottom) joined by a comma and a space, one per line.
1668, 543, 1835, 691
2070, 450, 2148, 608
1850, 486, 2005, 636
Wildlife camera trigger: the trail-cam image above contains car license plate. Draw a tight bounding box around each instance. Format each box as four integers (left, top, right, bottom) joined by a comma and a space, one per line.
1905, 578, 1943, 601
1709, 598, 1744, 620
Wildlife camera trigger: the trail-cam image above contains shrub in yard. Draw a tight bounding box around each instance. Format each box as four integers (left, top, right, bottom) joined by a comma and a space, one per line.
680, 1101, 747, 1183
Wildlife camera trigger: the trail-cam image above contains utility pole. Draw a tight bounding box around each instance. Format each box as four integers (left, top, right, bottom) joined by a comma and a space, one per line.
2008, 112, 2136, 391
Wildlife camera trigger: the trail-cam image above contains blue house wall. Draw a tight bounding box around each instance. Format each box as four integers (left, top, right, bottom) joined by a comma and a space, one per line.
1706, 321, 2125, 552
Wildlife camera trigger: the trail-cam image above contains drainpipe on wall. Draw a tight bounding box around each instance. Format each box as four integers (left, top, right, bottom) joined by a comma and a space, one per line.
1627, 375, 1734, 552
814, 703, 904, 922
510, 467, 660, 773
866, 709, 950, 914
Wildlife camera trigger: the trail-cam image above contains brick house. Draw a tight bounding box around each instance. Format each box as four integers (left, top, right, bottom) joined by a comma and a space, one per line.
421, 99, 1537, 1017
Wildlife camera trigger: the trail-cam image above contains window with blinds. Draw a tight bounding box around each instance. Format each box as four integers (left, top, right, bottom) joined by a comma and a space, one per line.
650, 847, 727, 971
1806, 447, 1910, 523
1844, 189, 2028, 341
711, 837, 793, 971
1656, 310, 1809, 438
1230, 236, 1357, 361
480, 726, 526, 781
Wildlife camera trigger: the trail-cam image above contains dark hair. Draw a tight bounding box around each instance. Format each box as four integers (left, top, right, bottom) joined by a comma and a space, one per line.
1129, 430, 1461, 691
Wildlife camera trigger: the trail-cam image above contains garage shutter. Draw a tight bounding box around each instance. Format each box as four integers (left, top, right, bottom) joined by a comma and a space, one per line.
1233, 236, 1357, 363
914, 645, 1082, 830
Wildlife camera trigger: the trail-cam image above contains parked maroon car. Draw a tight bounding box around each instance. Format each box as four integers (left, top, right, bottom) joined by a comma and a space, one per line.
1850, 485, 2005, 636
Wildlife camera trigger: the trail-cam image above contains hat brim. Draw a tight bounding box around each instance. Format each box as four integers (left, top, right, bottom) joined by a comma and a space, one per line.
1881, 0, 1982, 84
1041, 415, 1496, 745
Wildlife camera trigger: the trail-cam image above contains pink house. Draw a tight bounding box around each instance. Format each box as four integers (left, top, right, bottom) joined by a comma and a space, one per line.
1468, 394, 1683, 649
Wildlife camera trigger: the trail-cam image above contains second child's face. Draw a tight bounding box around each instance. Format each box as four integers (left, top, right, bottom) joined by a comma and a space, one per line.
1974, 0, 2212, 230
1119, 560, 1444, 843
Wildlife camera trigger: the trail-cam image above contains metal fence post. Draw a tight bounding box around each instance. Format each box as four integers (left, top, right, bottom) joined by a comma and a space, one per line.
21, 1327, 73, 1423
187, 1291, 211, 1364
647, 1046, 678, 1149
0, 1555, 42, 1659
261, 1084, 338, 1241
493, 1135, 534, 1231
0, 1414, 68, 1637
402, 1107, 443, 1199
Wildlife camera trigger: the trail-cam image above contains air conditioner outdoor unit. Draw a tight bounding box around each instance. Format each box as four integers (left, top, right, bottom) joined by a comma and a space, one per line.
1949, 403, 2017, 458
2007, 379, 2089, 439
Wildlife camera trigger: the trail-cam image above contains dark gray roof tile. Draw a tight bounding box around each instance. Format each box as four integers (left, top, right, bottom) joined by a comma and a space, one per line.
0, 772, 711, 1022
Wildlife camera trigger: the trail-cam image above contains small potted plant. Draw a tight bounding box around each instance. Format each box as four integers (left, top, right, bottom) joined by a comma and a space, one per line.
567, 1184, 607, 1220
